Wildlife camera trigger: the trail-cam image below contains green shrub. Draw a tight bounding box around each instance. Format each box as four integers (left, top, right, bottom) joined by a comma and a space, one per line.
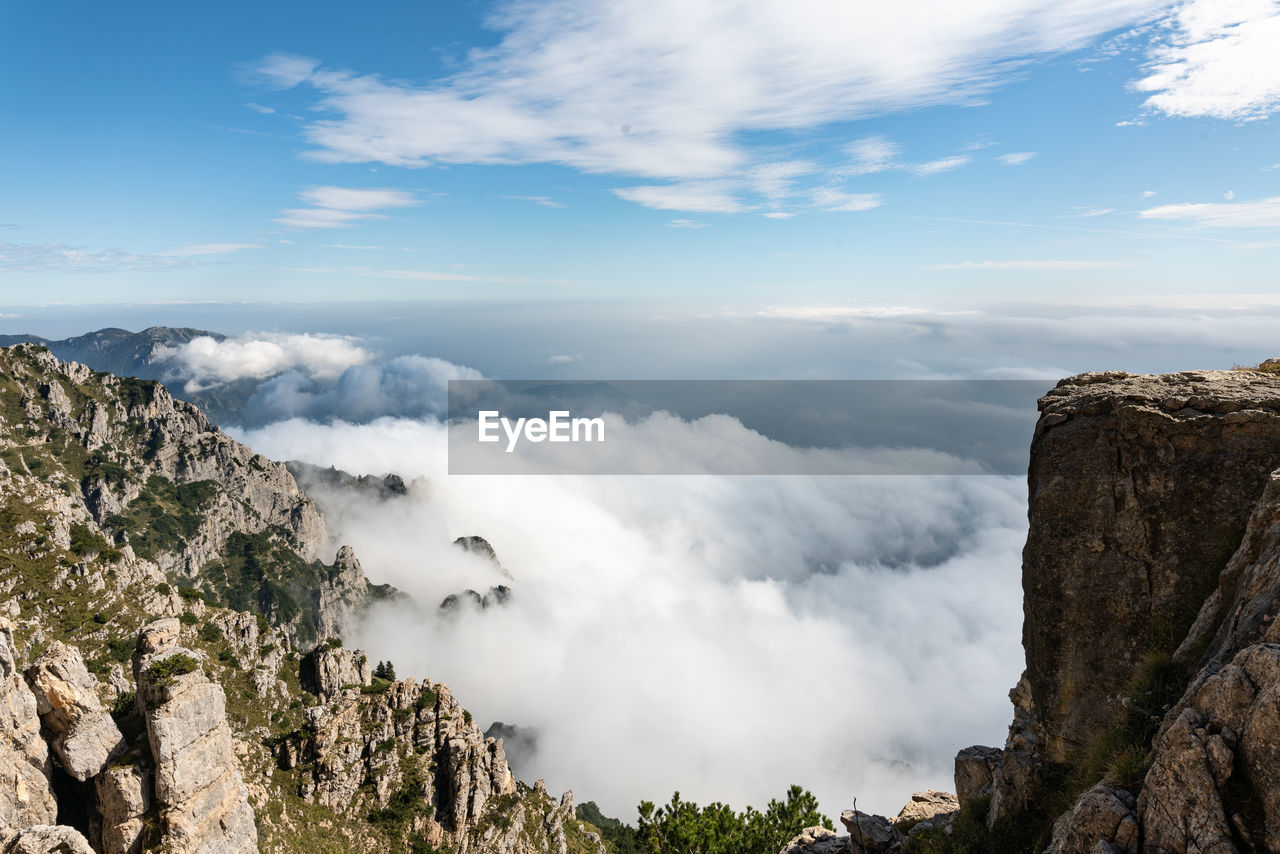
199, 622, 223, 643
146, 652, 199, 684
108, 637, 134, 662
179, 612, 199, 626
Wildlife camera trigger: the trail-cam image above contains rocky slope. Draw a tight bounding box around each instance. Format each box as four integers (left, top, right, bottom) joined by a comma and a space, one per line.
0, 344, 606, 854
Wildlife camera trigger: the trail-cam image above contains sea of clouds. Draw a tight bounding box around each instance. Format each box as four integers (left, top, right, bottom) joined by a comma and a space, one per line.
122, 303, 1280, 820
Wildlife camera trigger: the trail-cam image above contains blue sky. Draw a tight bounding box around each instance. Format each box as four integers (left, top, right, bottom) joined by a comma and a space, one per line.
2, 0, 1278, 307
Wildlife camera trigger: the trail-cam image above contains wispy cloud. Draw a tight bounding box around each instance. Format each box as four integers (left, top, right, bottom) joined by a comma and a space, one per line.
1140, 195, 1280, 228
836, 137, 971, 180
1134, 0, 1280, 121
329, 243, 384, 250
164, 243, 263, 256
613, 183, 745, 213
274, 185, 418, 229
666, 219, 708, 229
245, 102, 277, 114
911, 155, 970, 176
548, 353, 583, 364
927, 260, 1134, 270
1065, 207, 1115, 217
996, 152, 1037, 165
503, 195, 566, 208
0, 242, 214, 273
292, 265, 573, 286
250, 1, 1167, 211
811, 189, 882, 212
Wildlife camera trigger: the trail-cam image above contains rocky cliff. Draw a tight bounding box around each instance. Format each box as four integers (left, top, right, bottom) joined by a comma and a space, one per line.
784, 364, 1280, 854
0, 344, 607, 854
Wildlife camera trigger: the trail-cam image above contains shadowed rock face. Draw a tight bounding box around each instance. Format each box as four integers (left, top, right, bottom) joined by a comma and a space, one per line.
1022, 369, 1280, 763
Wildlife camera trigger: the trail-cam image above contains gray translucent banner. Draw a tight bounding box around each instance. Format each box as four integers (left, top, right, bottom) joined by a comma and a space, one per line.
447, 380, 1044, 475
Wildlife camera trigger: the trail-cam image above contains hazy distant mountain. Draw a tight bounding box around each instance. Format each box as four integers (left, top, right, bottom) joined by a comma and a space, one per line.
0, 326, 263, 424
0, 325, 222, 380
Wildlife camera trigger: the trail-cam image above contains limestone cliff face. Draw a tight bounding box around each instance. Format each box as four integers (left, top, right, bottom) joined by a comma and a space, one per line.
0, 619, 57, 840
133, 618, 258, 854
967, 366, 1280, 850
0, 343, 378, 646
1020, 369, 1280, 765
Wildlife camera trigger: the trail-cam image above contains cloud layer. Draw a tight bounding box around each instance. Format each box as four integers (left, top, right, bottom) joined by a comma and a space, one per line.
235, 415, 1027, 821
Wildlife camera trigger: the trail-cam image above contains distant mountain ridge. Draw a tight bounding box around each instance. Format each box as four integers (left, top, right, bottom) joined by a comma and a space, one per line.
0, 326, 224, 380
0, 326, 265, 424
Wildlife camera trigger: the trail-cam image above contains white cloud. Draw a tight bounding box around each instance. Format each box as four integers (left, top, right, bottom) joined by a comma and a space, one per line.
763, 211, 798, 219
548, 354, 583, 364
841, 136, 903, 176
1225, 189, 1235, 200
1066, 207, 1115, 217
613, 183, 745, 213
927, 260, 1133, 270
0, 242, 210, 273
151, 332, 372, 392
996, 151, 1037, 165
275, 186, 418, 229
911, 155, 971, 176
834, 136, 972, 182
235, 415, 1027, 819
1139, 194, 1280, 228
328, 244, 384, 250
1141, 189, 1157, 197
665, 219, 708, 229
246, 102, 277, 114
811, 189, 883, 212
503, 195, 566, 208
253, 0, 1167, 210
1134, 0, 1280, 120
300, 186, 418, 211
164, 243, 263, 256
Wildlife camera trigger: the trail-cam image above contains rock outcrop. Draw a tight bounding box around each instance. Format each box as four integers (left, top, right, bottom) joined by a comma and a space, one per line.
0, 620, 57, 837
301, 643, 371, 700
1018, 369, 1280, 765
133, 619, 257, 853
24, 642, 123, 781
3, 824, 95, 854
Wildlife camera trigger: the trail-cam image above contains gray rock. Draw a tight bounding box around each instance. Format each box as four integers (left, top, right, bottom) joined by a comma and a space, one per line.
24, 642, 124, 781
3, 824, 94, 854
953, 745, 1001, 808
0, 619, 57, 831
893, 790, 957, 825
779, 826, 850, 854
135, 622, 258, 853
301, 645, 371, 700
1021, 369, 1280, 765
1044, 784, 1139, 854
839, 810, 902, 852
94, 762, 151, 854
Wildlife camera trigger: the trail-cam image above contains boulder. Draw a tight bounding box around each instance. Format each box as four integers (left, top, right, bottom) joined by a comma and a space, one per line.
24, 642, 124, 781
953, 745, 1001, 808
3, 824, 94, 854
